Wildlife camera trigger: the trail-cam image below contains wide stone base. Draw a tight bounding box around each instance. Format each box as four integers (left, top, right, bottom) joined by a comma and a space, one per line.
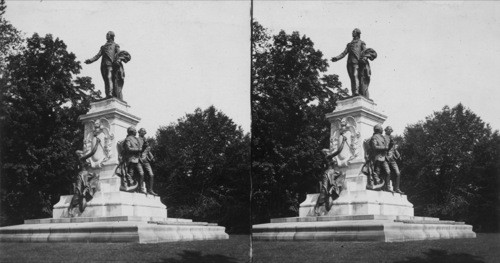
299, 191, 414, 217
53, 191, 167, 220
252, 215, 476, 242
0, 216, 228, 243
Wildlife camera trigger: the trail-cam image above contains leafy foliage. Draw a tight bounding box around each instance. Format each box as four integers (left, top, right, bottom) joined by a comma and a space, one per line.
0, 33, 100, 226
251, 21, 345, 223
399, 104, 500, 231
152, 106, 250, 233
0, 0, 23, 77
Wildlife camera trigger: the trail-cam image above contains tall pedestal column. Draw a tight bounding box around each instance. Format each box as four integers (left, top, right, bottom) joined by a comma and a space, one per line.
53, 98, 167, 220
299, 96, 414, 217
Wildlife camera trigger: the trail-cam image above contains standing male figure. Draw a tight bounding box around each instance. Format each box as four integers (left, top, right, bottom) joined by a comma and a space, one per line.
384, 126, 404, 194
331, 28, 366, 97
85, 31, 120, 98
138, 128, 157, 195
124, 126, 146, 194
369, 124, 392, 192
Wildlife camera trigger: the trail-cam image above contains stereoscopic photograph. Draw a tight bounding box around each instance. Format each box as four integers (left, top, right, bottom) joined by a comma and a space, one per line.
1, 1, 499, 263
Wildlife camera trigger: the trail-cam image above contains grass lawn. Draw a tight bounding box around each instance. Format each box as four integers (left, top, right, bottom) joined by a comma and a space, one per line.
1, 234, 499, 262
0, 235, 251, 263
252, 233, 500, 263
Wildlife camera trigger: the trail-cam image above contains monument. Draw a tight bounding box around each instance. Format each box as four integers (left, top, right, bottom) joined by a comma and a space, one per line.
252, 29, 476, 242
0, 32, 228, 243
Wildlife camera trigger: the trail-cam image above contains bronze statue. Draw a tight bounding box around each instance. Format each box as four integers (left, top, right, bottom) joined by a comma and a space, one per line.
362, 137, 384, 190
331, 28, 377, 99
314, 141, 347, 216
85, 31, 131, 100
123, 126, 146, 193
115, 127, 146, 193
138, 128, 157, 195
115, 139, 138, 192
384, 126, 403, 194
68, 135, 100, 216
368, 124, 390, 191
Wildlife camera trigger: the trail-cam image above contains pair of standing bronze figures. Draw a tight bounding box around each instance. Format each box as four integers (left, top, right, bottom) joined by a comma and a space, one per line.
364, 125, 404, 194
116, 127, 157, 195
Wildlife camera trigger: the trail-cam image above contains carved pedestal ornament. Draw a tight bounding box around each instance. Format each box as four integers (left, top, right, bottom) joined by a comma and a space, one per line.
329, 116, 361, 169
83, 118, 114, 168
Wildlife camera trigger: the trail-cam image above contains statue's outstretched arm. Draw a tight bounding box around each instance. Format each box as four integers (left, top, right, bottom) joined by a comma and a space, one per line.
332, 45, 348, 62
85, 48, 102, 64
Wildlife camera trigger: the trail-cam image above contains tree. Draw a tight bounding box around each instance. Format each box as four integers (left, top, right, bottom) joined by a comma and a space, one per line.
251, 21, 346, 224
399, 104, 500, 232
0, 0, 23, 78
0, 33, 100, 226
152, 106, 250, 233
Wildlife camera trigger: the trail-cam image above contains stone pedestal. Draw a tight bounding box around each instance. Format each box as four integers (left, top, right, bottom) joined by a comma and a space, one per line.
299, 96, 413, 218
79, 98, 141, 193
52, 98, 167, 220
0, 98, 229, 243
252, 96, 475, 242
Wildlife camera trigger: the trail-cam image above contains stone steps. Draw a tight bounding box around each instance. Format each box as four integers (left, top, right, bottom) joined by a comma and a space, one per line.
271, 215, 440, 223
253, 215, 476, 242
0, 220, 228, 243
25, 216, 192, 225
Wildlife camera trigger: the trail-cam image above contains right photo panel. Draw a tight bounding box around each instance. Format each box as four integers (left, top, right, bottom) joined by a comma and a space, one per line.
251, 1, 500, 262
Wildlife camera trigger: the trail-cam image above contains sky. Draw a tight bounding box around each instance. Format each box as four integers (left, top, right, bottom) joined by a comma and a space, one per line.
5, 1, 500, 138
254, 1, 500, 135
5, 1, 250, 134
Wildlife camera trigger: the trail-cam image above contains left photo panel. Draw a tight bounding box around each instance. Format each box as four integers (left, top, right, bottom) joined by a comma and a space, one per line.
0, 1, 251, 262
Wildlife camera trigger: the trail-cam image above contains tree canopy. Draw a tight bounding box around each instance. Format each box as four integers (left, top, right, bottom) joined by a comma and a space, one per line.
0, 0, 22, 78
152, 106, 250, 233
399, 103, 500, 232
251, 21, 346, 224
0, 31, 100, 225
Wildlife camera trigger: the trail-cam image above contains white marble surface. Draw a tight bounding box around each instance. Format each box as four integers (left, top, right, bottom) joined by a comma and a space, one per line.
53, 191, 168, 220
253, 219, 475, 242
300, 189, 414, 217
0, 220, 228, 243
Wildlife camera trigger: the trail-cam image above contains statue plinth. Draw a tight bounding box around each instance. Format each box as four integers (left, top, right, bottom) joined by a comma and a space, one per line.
253, 96, 475, 242
299, 96, 413, 217
53, 98, 167, 219
1, 97, 228, 243
77, 98, 140, 192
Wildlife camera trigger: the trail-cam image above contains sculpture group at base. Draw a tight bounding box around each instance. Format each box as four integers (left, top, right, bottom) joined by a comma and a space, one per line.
314, 118, 359, 215
85, 31, 131, 100
313, 147, 346, 216
363, 125, 404, 194
332, 28, 377, 99
68, 136, 100, 217
314, 122, 404, 215
116, 126, 157, 195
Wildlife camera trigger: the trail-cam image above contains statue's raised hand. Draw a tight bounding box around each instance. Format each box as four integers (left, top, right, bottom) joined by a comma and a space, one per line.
331, 57, 339, 62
